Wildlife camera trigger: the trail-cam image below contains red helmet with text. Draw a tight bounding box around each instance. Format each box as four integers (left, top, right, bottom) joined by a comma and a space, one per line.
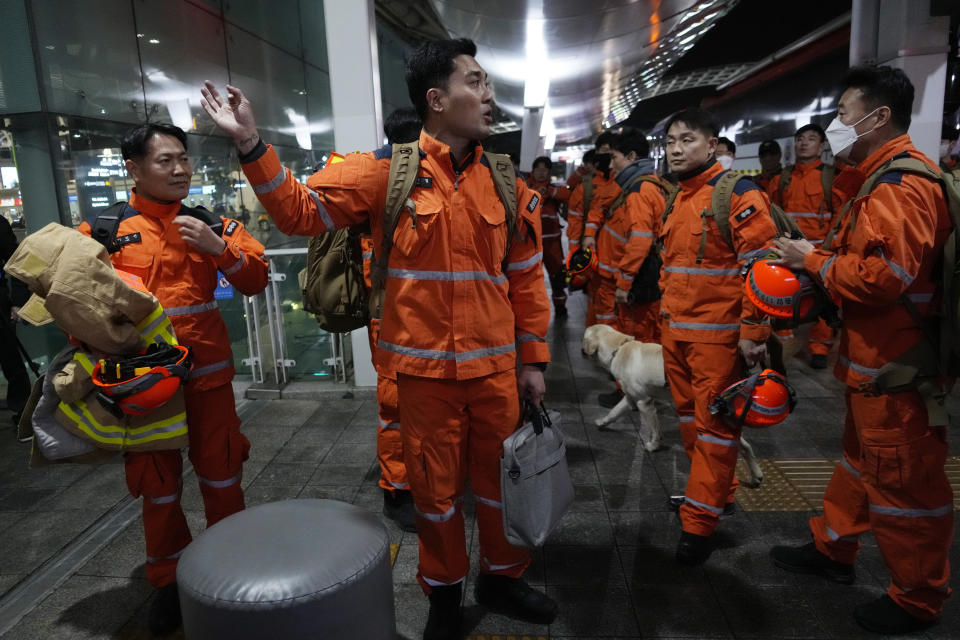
566, 247, 598, 291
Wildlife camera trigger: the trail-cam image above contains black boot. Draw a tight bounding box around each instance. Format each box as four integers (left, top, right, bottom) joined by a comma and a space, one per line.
770, 541, 855, 584
383, 489, 417, 533
148, 582, 182, 636
423, 583, 463, 640
853, 594, 937, 634
676, 530, 713, 566
475, 573, 557, 624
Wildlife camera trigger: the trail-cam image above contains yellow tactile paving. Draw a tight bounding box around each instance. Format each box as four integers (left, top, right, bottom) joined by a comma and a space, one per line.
736, 456, 960, 512
390, 543, 399, 566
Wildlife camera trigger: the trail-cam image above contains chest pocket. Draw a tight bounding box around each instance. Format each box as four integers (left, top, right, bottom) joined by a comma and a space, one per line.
114, 246, 154, 282
186, 250, 215, 294
391, 189, 442, 259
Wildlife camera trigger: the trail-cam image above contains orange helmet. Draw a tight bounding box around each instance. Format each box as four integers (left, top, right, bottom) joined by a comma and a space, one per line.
566, 247, 597, 291
745, 258, 817, 321
92, 343, 192, 418
709, 369, 797, 428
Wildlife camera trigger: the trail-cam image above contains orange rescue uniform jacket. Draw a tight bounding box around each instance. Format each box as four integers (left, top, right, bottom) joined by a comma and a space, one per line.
584, 173, 622, 243
660, 160, 777, 344
802, 135, 951, 388
596, 179, 665, 293
767, 158, 843, 245
240, 130, 551, 380
78, 191, 269, 390
525, 177, 570, 241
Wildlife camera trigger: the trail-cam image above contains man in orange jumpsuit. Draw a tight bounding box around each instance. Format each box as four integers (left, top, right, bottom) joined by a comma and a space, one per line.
771, 65, 953, 635
603, 131, 665, 343
565, 149, 596, 255
201, 37, 555, 640
767, 124, 842, 369
78, 123, 269, 635
660, 109, 777, 565
753, 139, 782, 192
527, 156, 570, 317
581, 134, 623, 328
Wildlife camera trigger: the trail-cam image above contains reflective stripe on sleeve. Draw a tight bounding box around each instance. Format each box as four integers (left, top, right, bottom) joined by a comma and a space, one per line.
308, 189, 337, 232
876, 249, 915, 286
189, 359, 232, 379
221, 251, 245, 276
362, 251, 373, 261
602, 226, 627, 243
252, 167, 286, 194
598, 261, 617, 274
568, 210, 583, 218
819, 255, 836, 281
506, 252, 543, 272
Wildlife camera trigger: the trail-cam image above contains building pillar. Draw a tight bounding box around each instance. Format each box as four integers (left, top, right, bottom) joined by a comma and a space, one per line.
852, 0, 949, 159
519, 106, 545, 172
10, 115, 70, 232
322, 0, 382, 387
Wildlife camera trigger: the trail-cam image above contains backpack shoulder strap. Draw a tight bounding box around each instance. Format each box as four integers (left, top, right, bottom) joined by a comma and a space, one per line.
483, 151, 519, 242
820, 163, 836, 213
660, 182, 682, 227
90, 202, 130, 254
608, 175, 673, 215
707, 171, 741, 252
582, 176, 594, 214
776, 165, 793, 206
369, 142, 420, 319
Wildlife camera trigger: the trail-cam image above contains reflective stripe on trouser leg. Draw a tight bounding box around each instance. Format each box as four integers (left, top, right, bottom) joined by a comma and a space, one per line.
808, 317, 835, 356
377, 374, 408, 492
125, 449, 191, 588
184, 384, 249, 528
398, 374, 470, 593
465, 370, 530, 578
677, 340, 742, 536
855, 389, 953, 620
810, 395, 868, 564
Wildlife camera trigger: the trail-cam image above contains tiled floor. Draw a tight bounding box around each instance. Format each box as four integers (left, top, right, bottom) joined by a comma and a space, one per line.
1, 291, 959, 639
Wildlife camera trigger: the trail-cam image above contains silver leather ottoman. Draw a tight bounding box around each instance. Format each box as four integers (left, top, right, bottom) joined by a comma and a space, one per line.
177, 499, 395, 639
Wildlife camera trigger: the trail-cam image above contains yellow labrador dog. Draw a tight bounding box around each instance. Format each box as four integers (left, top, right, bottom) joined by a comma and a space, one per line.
582, 324, 763, 487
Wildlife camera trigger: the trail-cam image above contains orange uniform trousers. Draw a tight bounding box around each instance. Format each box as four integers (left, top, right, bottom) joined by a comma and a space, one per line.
376, 373, 407, 492
807, 317, 835, 357
124, 383, 249, 587
809, 388, 953, 620
590, 276, 618, 327
542, 235, 568, 309
662, 333, 742, 536
617, 299, 661, 343
397, 370, 530, 593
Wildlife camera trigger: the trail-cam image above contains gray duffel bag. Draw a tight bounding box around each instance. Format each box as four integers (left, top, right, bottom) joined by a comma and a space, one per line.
500, 403, 574, 548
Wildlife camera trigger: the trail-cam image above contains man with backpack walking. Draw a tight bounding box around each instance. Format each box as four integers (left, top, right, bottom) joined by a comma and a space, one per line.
202, 37, 554, 640
771, 65, 954, 636
659, 108, 778, 565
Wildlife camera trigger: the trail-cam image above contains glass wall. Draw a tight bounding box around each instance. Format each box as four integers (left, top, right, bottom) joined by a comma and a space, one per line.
0, 0, 339, 388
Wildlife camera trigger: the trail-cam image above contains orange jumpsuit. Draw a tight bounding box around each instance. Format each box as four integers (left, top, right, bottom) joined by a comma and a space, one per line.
802, 135, 953, 621
768, 159, 842, 357
79, 191, 269, 587
582, 173, 622, 326
595, 175, 665, 342
753, 167, 781, 193
360, 235, 407, 494
526, 176, 571, 311
659, 160, 777, 536
240, 131, 551, 593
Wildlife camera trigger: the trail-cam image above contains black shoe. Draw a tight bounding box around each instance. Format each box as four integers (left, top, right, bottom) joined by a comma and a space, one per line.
675, 530, 713, 565
598, 389, 624, 408
475, 573, 558, 624
383, 489, 418, 533
148, 582, 182, 636
853, 594, 937, 635
424, 583, 463, 640
554, 305, 568, 318
810, 354, 828, 369
770, 541, 855, 584
668, 496, 735, 517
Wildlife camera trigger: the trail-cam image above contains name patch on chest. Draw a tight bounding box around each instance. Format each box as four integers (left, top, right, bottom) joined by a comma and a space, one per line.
415, 176, 433, 189
224, 220, 239, 236
115, 232, 142, 248
527, 194, 540, 212
734, 206, 756, 222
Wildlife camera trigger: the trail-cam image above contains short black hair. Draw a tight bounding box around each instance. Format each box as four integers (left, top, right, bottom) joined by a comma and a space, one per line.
665, 108, 720, 139
582, 149, 597, 166
841, 65, 914, 132
383, 106, 422, 144
758, 139, 781, 157
532, 156, 552, 170
795, 123, 826, 142
610, 131, 649, 159
121, 123, 188, 161
595, 131, 617, 150
717, 136, 736, 154
405, 38, 478, 122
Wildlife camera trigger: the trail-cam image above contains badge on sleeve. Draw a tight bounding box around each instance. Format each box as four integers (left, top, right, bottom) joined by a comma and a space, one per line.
734, 206, 756, 222
224, 220, 239, 236
527, 194, 540, 212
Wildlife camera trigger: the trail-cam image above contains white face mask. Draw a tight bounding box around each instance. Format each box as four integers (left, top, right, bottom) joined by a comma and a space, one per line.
716, 154, 734, 170
824, 108, 880, 158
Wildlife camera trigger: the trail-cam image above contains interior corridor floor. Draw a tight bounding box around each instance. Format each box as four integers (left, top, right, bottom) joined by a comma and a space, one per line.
0, 290, 958, 639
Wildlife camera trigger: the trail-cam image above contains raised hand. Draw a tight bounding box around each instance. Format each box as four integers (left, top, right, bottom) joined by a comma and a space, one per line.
200, 81, 261, 154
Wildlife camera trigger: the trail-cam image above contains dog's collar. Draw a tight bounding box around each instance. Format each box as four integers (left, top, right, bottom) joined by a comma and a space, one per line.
609, 339, 630, 361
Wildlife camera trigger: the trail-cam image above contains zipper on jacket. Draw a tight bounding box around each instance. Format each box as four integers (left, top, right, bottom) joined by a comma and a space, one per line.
454, 170, 460, 191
